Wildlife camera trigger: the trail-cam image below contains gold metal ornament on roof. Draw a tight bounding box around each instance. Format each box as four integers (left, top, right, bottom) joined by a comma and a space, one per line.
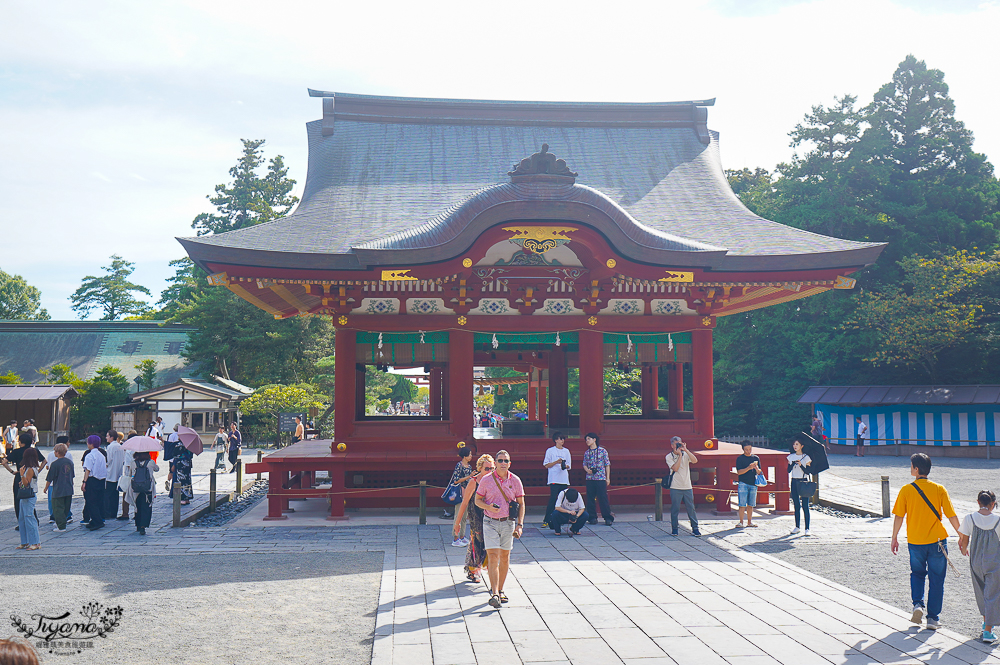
658, 271, 694, 283
833, 275, 857, 290
606, 259, 617, 269
462, 258, 473, 268
457, 316, 467, 326
503, 226, 576, 254
338, 315, 348, 325
702, 316, 713, 326
382, 269, 418, 281
587, 316, 598, 326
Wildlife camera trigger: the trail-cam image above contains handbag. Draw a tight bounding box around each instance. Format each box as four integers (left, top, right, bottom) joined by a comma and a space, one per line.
16, 478, 35, 500
795, 478, 817, 497
754, 473, 768, 487
491, 473, 521, 521
441, 483, 464, 505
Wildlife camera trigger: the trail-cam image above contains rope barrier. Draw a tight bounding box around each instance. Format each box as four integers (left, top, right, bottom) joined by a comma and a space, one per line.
268, 481, 762, 499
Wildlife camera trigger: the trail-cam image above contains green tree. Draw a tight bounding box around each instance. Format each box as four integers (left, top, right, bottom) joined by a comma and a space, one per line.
603, 368, 641, 415
239, 383, 325, 444
846, 251, 999, 378
135, 359, 158, 392
0, 269, 50, 320
69, 255, 152, 320
191, 139, 299, 236
36, 364, 128, 437
0, 371, 23, 384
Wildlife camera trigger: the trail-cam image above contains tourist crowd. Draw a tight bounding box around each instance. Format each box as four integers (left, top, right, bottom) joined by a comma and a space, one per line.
0, 419, 243, 550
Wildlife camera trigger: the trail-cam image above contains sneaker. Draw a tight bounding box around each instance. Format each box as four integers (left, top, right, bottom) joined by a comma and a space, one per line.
692, 529, 702, 537
791, 526, 800, 534
55, 528, 67, 533
983, 630, 997, 643
48, 519, 55, 523
440, 512, 453, 520
451, 539, 465, 547
671, 531, 679, 536
926, 618, 939, 630
804, 529, 811, 536
67, 519, 74, 524
541, 522, 549, 529
911, 604, 924, 624
587, 520, 598, 525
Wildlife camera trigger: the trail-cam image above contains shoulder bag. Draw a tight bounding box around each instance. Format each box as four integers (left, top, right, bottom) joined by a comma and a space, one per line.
793, 457, 817, 497
911, 481, 941, 521
662, 453, 674, 488
491, 473, 521, 521
17, 469, 35, 500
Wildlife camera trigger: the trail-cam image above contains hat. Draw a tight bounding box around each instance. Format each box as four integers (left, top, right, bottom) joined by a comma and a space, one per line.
87, 435, 101, 446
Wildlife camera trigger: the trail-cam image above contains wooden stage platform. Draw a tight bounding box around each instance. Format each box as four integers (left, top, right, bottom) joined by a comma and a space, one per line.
245, 439, 791, 521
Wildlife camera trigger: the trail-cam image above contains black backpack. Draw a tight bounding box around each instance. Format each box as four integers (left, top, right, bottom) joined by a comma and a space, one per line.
132, 460, 153, 494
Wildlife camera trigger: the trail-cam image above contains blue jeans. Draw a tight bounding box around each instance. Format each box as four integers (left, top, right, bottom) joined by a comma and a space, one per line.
548, 510, 589, 534
791, 479, 811, 529
737, 483, 757, 507
18, 496, 39, 546
909, 541, 948, 621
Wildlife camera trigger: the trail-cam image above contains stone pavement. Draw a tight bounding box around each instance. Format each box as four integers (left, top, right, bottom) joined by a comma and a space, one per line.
373, 521, 1000, 665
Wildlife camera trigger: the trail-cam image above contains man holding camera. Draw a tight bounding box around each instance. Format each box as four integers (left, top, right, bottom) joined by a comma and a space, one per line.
541, 432, 571, 529
475, 449, 525, 610
665, 436, 701, 537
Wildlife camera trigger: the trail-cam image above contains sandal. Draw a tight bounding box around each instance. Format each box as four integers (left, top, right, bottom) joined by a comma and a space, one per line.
15, 544, 27, 550
499, 591, 508, 603
27, 545, 40, 551
488, 594, 502, 609
747, 523, 759, 528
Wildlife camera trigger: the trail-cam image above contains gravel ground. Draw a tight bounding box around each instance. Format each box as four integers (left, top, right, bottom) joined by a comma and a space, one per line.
826, 453, 1000, 502
752, 539, 982, 640
190, 480, 269, 527
2, 551, 383, 664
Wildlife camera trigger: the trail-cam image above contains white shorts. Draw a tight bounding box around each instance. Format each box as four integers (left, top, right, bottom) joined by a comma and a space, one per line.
483, 517, 515, 551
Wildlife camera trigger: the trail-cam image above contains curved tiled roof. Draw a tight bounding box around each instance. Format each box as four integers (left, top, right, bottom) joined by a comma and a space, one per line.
179, 92, 884, 273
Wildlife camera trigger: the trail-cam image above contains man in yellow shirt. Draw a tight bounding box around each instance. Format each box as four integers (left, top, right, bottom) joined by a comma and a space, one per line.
891, 453, 961, 630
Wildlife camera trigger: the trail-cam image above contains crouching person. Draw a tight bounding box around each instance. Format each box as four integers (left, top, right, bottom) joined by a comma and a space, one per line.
549, 488, 588, 536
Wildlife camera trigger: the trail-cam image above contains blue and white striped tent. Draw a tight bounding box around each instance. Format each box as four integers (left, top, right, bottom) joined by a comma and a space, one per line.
798, 386, 1000, 447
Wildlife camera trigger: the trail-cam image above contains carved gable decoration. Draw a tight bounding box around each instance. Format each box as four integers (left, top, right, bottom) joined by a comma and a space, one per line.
508, 144, 577, 182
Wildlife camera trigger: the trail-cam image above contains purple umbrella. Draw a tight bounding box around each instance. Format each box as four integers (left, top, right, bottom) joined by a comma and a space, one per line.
122, 436, 163, 452
177, 426, 204, 455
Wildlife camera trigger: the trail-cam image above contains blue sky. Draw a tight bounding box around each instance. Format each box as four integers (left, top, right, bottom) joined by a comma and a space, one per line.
2, 0, 997, 320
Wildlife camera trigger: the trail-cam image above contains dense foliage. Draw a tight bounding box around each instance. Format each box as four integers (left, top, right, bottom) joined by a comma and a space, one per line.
38, 363, 130, 437
0, 269, 50, 320
716, 56, 1000, 444
70, 255, 152, 320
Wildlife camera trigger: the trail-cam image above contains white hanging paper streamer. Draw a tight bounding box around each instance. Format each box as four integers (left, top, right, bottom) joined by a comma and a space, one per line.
668, 333, 673, 351
627, 334, 633, 353
555, 332, 561, 347
492, 333, 499, 349
419, 330, 426, 344
377, 332, 383, 349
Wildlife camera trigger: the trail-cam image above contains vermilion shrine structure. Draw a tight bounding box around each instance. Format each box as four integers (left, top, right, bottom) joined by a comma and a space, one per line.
180, 92, 885, 519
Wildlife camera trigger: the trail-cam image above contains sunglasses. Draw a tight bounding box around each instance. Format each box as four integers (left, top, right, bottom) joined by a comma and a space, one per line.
483, 466, 495, 472
497, 459, 510, 463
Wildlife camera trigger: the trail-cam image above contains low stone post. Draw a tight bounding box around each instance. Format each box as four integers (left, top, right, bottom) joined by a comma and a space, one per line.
172, 481, 181, 528
419, 481, 427, 525
256, 450, 263, 480
881, 475, 891, 518
654, 479, 663, 522
209, 468, 217, 513
236, 460, 244, 495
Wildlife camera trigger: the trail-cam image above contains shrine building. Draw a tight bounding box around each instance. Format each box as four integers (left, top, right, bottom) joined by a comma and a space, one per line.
179, 91, 885, 519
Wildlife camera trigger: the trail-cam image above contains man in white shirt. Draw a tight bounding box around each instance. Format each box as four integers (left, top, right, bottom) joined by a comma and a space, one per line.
856, 416, 868, 457
542, 432, 571, 528
665, 436, 701, 537
548, 488, 589, 536
81, 435, 108, 530
105, 429, 126, 520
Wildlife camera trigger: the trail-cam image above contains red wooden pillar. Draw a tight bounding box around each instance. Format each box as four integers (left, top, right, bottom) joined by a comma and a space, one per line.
334, 329, 356, 439
527, 371, 537, 421
327, 458, 348, 520
691, 328, 715, 439
429, 368, 443, 417
263, 466, 287, 520
578, 330, 604, 436
538, 386, 547, 426
548, 346, 568, 428
668, 363, 684, 415
449, 329, 474, 441
641, 365, 659, 417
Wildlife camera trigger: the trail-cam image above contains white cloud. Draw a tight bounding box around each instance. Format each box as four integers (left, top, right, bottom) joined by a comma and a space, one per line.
1, 0, 997, 319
